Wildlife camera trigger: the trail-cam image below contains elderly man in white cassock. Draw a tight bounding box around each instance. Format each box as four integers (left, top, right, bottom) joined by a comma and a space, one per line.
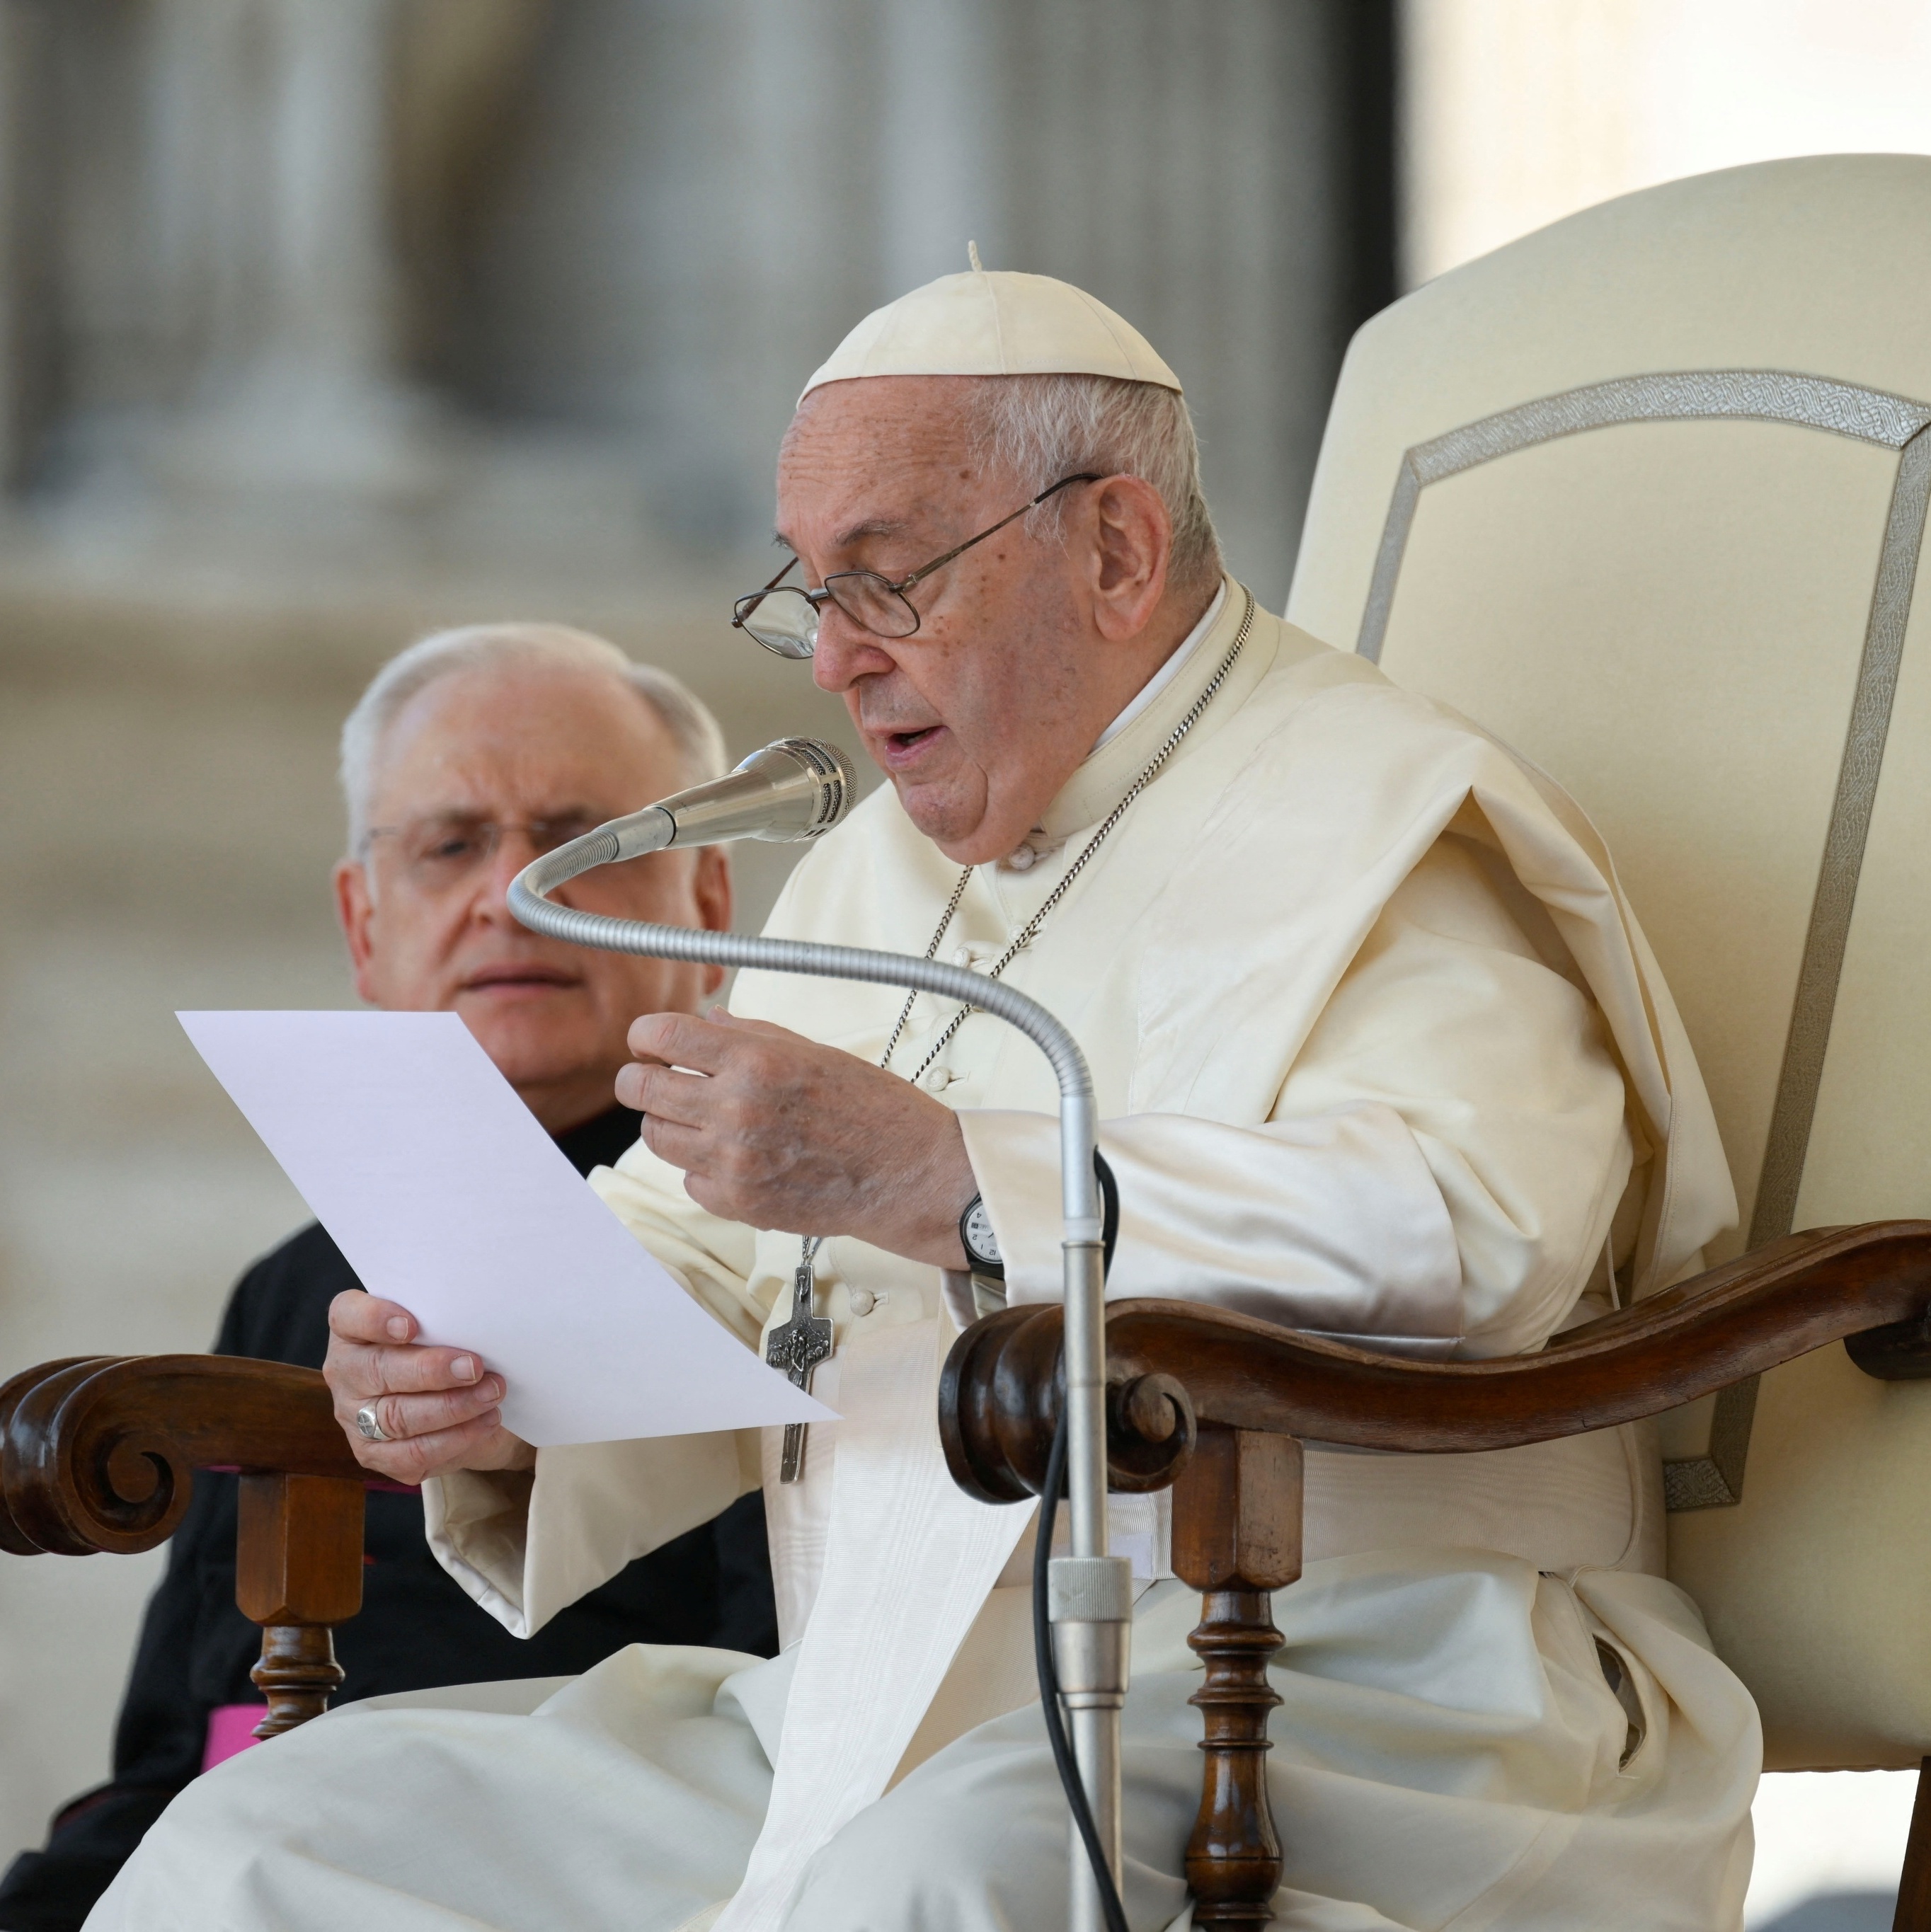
91, 267, 1760, 1932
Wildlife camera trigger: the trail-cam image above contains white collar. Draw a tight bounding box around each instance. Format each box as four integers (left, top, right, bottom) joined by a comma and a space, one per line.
1091, 581, 1227, 752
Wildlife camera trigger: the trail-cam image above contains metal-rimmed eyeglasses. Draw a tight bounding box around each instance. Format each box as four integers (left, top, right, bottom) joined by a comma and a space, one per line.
362, 812, 604, 892
731, 472, 1102, 660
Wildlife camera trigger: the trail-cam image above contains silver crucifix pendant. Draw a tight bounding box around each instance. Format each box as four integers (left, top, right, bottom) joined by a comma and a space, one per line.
767, 1258, 834, 1483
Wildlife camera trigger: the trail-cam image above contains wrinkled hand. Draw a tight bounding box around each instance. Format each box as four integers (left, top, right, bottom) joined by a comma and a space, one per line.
324, 1289, 535, 1483
616, 1011, 975, 1267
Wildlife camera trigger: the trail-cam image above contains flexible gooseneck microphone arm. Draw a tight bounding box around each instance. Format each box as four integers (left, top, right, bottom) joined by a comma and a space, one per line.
507, 741, 1129, 1932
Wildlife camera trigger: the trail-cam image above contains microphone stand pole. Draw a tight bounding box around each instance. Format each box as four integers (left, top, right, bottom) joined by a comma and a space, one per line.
510, 845, 1128, 1932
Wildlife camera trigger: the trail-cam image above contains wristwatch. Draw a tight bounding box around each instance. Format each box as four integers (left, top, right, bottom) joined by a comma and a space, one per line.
958, 1194, 1004, 1278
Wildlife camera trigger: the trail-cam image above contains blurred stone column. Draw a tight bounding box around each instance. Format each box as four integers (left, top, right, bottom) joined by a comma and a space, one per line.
625, 0, 890, 543
875, 0, 998, 294
989, 0, 1377, 602
0, 0, 57, 490
152, 0, 444, 501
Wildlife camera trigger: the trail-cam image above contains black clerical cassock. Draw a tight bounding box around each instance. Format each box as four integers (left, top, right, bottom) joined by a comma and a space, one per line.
0, 1104, 777, 1932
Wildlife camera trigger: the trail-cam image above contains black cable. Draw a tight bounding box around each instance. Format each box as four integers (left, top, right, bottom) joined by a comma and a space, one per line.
1031, 1152, 1130, 1932
1096, 1149, 1120, 1277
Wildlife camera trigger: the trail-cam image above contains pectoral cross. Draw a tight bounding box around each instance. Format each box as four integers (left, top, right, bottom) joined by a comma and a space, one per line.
767, 1254, 833, 1483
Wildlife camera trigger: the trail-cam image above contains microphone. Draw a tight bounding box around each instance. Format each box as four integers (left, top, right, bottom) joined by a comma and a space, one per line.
587, 736, 859, 864
512, 737, 858, 907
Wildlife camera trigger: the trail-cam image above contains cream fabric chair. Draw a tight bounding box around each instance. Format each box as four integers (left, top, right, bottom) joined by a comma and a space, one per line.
1285, 151, 1931, 1775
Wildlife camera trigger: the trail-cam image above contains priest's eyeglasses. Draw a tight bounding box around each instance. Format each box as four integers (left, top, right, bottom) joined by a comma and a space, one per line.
731, 472, 1102, 659
362, 813, 602, 891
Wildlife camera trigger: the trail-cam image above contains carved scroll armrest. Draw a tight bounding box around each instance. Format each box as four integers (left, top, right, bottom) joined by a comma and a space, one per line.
1, 1354, 366, 1735
938, 1219, 1931, 1929
941, 1220, 1931, 1497
1, 1353, 360, 1553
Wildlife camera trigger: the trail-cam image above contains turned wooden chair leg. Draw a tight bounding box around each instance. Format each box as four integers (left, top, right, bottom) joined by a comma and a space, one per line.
235, 1471, 365, 1737
1895, 1758, 1931, 1932
1170, 1426, 1303, 1928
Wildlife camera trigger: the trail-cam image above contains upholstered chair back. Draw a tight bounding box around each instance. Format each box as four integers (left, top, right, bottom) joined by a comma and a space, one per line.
1286, 154, 1931, 1769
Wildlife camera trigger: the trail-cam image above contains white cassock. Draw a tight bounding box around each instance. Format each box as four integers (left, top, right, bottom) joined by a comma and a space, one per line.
91, 582, 1759, 1932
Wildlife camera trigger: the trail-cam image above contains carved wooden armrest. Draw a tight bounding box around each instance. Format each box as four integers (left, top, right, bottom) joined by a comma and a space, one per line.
938, 1219, 1931, 1926
1, 1354, 367, 1735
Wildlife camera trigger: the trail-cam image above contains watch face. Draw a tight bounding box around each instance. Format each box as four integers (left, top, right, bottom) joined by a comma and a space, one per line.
964, 1198, 1002, 1265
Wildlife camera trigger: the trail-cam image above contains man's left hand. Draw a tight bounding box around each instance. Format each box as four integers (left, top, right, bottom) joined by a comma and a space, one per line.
616, 1011, 975, 1268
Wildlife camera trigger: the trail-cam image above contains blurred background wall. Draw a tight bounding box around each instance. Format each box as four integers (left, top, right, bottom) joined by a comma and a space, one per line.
3, 3, 1930, 1925
1401, 0, 1931, 289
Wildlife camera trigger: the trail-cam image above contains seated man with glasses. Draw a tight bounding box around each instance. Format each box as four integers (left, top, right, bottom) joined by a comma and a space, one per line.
0, 624, 777, 1932
100, 272, 1751, 1932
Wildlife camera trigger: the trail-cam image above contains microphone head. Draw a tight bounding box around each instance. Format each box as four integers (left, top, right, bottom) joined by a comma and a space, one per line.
620, 736, 861, 850
744, 737, 859, 841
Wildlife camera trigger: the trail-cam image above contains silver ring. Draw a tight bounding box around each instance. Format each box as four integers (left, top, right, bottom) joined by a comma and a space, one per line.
355, 1401, 391, 1444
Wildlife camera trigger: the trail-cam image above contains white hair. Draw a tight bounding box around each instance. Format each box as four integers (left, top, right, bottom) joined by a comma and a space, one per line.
970, 374, 1222, 591
339, 622, 728, 854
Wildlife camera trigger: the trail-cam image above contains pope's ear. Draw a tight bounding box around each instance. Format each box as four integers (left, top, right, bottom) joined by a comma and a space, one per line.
1087, 473, 1170, 641
333, 858, 382, 1001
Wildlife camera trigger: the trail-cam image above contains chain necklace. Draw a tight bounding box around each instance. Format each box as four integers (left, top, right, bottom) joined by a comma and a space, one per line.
773, 587, 1254, 1480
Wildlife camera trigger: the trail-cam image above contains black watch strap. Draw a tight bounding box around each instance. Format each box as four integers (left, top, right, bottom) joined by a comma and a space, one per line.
959, 1194, 1005, 1278
959, 1156, 1119, 1284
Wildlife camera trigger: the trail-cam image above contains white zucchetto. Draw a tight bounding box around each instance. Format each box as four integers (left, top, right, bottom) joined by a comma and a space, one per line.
800, 254, 1181, 403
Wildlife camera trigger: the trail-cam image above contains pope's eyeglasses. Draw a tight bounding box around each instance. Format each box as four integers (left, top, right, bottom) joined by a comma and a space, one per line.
731, 473, 1101, 660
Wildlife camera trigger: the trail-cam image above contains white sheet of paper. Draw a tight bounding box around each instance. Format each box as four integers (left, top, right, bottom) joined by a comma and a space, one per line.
177, 1009, 832, 1446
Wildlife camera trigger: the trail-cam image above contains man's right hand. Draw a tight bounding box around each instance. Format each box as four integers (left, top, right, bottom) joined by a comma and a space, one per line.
325, 1289, 535, 1484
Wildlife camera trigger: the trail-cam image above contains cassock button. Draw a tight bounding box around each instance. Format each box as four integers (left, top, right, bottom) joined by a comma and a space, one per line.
919, 1064, 953, 1093
849, 1287, 878, 1316
1003, 844, 1038, 872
